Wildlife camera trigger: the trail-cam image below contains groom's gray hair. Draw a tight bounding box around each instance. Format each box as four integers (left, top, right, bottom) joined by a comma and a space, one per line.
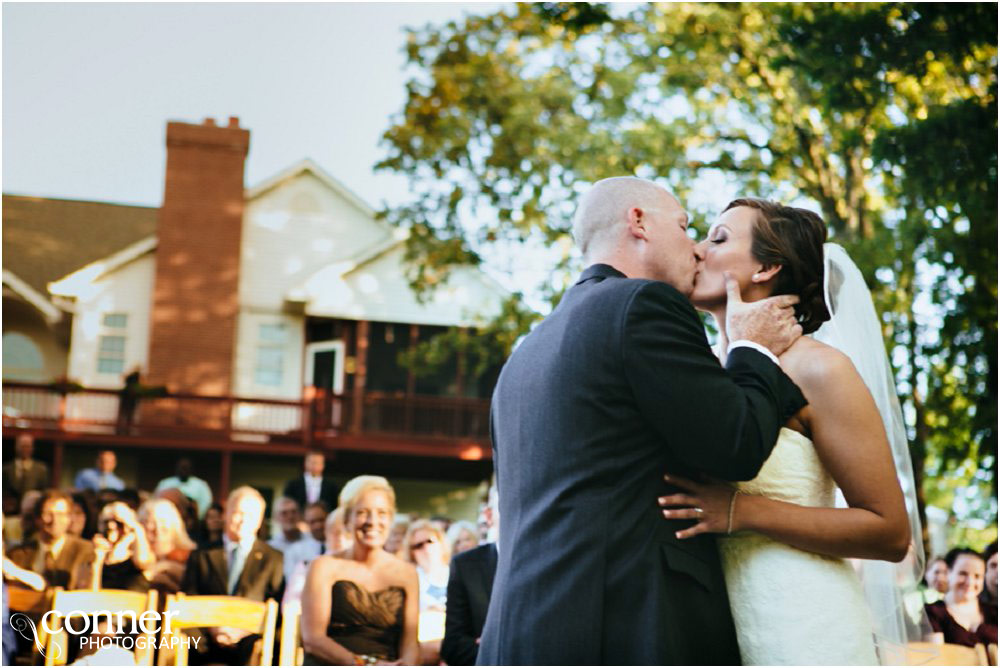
572, 176, 674, 258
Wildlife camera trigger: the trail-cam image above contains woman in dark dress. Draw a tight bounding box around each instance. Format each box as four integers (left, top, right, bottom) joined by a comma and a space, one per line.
925, 547, 998, 648
92, 502, 154, 592
301, 476, 419, 665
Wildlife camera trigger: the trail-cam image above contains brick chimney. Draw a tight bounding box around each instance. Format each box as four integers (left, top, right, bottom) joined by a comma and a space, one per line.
147, 117, 249, 395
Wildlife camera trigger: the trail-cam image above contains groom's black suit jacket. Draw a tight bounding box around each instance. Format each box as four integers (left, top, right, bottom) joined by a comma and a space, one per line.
477, 264, 806, 665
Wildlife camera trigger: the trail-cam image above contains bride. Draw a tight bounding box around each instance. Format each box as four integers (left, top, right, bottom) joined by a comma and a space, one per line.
659, 198, 928, 665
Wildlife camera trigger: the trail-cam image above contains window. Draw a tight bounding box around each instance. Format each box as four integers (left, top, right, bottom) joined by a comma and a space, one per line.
97, 313, 128, 375
3, 332, 45, 379
255, 323, 287, 386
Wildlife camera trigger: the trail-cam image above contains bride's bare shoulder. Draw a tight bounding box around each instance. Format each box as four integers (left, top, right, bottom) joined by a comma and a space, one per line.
779, 336, 857, 391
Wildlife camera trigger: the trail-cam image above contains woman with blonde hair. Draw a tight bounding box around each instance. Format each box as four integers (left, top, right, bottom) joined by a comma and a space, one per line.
406, 519, 451, 664
138, 498, 196, 593
302, 476, 419, 665
445, 520, 479, 557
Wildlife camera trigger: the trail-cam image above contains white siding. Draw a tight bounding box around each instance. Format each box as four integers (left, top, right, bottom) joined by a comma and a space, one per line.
231, 310, 304, 401
65, 253, 154, 389
302, 244, 506, 327
239, 171, 391, 311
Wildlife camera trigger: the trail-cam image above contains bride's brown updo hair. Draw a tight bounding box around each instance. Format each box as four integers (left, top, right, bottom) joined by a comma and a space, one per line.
723, 198, 831, 334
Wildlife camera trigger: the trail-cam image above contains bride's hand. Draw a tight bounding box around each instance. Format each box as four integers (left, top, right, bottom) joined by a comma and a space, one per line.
659, 473, 738, 539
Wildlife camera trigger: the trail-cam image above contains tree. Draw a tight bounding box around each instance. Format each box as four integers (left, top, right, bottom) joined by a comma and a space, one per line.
377, 2, 998, 526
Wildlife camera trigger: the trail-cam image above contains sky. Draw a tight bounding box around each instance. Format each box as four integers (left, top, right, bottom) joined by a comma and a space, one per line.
2, 3, 503, 210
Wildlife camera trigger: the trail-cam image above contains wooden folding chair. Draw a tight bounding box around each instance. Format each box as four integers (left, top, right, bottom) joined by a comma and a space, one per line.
278, 600, 303, 666
905, 641, 989, 666
987, 643, 997, 666
6, 584, 51, 615
161, 593, 278, 667
43, 588, 159, 666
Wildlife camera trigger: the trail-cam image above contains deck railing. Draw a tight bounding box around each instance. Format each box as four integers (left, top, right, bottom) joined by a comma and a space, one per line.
2, 382, 490, 446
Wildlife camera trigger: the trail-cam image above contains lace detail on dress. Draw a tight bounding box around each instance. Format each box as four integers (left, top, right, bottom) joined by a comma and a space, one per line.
720, 429, 878, 665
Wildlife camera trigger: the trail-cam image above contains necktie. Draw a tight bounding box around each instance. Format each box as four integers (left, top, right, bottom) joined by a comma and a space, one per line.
227, 546, 241, 595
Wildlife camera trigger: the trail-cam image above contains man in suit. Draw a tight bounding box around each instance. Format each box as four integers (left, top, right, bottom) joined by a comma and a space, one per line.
2, 435, 50, 502
442, 483, 499, 666
182, 486, 284, 665
477, 177, 807, 665
282, 451, 339, 511
8, 490, 95, 589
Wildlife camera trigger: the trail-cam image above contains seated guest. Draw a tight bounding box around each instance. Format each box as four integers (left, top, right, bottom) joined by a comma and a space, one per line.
92, 501, 154, 591
446, 521, 480, 557
154, 458, 214, 519
384, 515, 410, 559
282, 505, 343, 608
923, 555, 950, 603
282, 502, 326, 582
182, 486, 284, 665
4, 490, 42, 550
2, 435, 49, 503
68, 491, 99, 540
196, 502, 225, 548
300, 476, 419, 665
982, 542, 997, 609
269, 496, 310, 553
7, 490, 95, 589
441, 483, 498, 665
406, 519, 451, 664
284, 451, 339, 512
139, 498, 196, 594
440, 541, 497, 665
73, 450, 125, 492
925, 547, 998, 648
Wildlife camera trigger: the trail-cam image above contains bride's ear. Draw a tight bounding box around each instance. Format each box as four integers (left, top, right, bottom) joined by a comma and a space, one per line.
751, 264, 782, 283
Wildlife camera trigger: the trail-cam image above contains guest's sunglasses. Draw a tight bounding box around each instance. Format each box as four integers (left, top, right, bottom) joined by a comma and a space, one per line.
410, 538, 436, 551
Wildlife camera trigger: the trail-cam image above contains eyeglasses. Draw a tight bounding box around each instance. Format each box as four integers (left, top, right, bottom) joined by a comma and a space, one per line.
410, 538, 436, 551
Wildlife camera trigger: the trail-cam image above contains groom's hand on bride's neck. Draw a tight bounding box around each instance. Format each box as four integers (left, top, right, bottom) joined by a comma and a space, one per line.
724, 272, 802, 357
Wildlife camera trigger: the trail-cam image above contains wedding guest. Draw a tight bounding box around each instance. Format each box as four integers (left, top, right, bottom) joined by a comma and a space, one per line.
2, 435, 49, 502
441, 487, 498, 666
68, 491, 99, 540
283, 451, 339, 511
182, 486, 284, 665
4, 490, 42, 549
154, 458, 213, 518
406, 519, 451, 664
301, 475, 419, 665
74, 450, 125, 491
281, 502, 326, 581
198, 502, 225, 547
982, 542, 997, 608
923, 555, 950, 603
91, 501, 154, 591
446, 520, 480, 557
325, 506, 353, 555
7, 490, 95, 588
138, 498, 196, 594
384, 515, 411, 558
925, 547, 997, 648
269, 496, 309, 553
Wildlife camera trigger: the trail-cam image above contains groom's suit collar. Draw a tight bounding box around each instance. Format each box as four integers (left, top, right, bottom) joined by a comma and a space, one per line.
576, 263, 626, 285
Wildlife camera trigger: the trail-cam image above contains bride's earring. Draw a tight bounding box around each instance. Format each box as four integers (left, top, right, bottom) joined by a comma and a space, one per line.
752, 273, 761, 282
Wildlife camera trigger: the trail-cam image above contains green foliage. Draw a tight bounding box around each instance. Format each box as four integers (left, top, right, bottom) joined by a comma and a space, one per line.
377, 2, 998, 524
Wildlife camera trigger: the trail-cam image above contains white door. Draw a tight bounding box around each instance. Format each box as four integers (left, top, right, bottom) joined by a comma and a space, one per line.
304, 340, 345, 394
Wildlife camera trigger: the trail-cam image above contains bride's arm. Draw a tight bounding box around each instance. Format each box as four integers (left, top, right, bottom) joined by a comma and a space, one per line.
661, 347, 910, 562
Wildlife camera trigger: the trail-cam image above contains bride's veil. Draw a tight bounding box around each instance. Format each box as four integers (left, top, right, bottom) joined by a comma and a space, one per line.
811, 243, 934, 665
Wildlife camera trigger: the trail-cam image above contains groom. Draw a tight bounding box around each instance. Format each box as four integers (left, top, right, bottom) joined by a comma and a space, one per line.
476, 177, 807, 665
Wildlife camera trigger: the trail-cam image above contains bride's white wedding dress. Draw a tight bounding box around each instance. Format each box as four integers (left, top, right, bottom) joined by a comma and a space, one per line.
719, 427, 879, 665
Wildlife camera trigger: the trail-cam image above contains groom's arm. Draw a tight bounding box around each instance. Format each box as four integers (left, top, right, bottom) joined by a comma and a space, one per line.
623, 281, 806, 481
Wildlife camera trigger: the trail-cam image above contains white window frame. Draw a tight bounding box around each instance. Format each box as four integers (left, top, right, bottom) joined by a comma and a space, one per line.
304, 340, 345, 394
96, 312, 128, 376
254, 323, 288, 388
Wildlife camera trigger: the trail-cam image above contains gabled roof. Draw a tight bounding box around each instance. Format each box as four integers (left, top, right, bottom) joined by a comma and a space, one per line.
2, 194, 158, 295
245, 158, 378, 220
2, 270, 63, 322
48, 236, 157, 298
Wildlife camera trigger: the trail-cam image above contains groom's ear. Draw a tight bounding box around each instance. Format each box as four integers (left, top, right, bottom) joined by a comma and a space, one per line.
751, 263, 783, 284
626, 206, 649, 240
